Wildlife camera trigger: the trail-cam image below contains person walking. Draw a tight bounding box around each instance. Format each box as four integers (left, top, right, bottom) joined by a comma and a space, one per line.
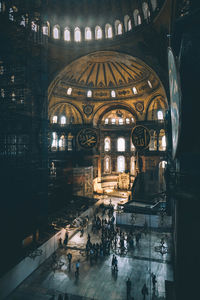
67, 252, 72, 269
141, 283, 148, 300
152, 273, 157, 290
75, 260, 80, 278
126, 277, 132, 300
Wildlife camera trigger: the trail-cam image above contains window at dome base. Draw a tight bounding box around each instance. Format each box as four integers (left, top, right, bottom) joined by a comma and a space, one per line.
95, 26, 102, 40
128, 19, 132, 31
116, 22, 123, 35
111, 90, 116, 97
67, 87, 72, 95
74, 27, 81, 42
60, 116, 66, 125
87, 90, 92, 97
85, 27, 92, 40
132, 87, 138, 94
64, 28, 70, 41
52, 116, 57, 124
105, 24, 113, 39
157, 110, 164, 120
53, 25, 60, 39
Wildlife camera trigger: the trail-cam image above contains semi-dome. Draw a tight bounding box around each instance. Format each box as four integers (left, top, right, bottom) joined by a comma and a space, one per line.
49, 51, 160, 102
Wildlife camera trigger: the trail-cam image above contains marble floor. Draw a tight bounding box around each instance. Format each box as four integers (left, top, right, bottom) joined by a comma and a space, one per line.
7, 206, 173, 300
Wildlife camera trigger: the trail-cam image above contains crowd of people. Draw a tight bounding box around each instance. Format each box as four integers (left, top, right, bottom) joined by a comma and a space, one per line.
56, 202, 158, 299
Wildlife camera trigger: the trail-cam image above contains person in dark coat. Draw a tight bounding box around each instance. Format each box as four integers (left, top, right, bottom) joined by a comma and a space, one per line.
141, 283, 148, 300
126, 277, 132, 299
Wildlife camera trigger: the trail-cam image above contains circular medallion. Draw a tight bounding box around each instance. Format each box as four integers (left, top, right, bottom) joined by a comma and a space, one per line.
135, 102, 144, 113
131, 125, 150, 151
83, 104, 93, 117
168, 47, 182, 159
77, 128, 98, 149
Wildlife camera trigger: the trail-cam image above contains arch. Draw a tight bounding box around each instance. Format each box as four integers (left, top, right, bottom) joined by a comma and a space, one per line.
95, 103, 138, 126
133, 9, 141, 26
115, 20, 123, 35
64, 27, 71, 41
142, 2, 150, 20
145, 95, 168, 120
104, 137, 111, 152
95, 26, 102, 40
124, 15, 131, 32
105, 24, 113, 38
85, 27, 92, 40
117, 156, 125, 173
53, 25, 60, 39
117, 137, 125, 152
74, 27, 81, 42
49, 102, 84, 124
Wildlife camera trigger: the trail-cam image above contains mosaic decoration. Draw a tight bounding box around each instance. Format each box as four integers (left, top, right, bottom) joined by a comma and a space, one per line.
134, 101, 144, 114
82, 104, 94, 117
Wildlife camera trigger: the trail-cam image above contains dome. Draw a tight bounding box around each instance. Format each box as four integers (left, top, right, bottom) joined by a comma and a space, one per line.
49, 51, 160, 101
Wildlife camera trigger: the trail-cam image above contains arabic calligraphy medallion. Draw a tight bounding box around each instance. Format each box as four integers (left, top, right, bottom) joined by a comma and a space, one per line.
131, 125, 150, 151
77, 128, 98, 149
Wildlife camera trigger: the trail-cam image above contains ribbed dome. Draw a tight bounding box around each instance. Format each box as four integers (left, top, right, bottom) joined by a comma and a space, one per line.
60, 51, 151, 89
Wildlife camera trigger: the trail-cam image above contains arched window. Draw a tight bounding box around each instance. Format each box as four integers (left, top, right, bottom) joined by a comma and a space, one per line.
149, 130, 157, 151
104, 118, 109, 124
142, 2, 150, 20
64, 27, 70, 41
52, 116, 57, 124
104, 137, 111, 152
117, 156, 125, 173
128, 19, 132, 31
95, 26, 102, 40
111, 118, 116, 125
133, 10, 141, 26
104, 156, 111, 173
117, 137, 125, 152
151, 0, 157, 11
111, 90, 116, 97
85, 27, 92, 40
105, 24, 113, 38
87, 90, 92, 97
130, 156, 136, 175
124, 15, 131, 32
60, 116, 66, 125
157, 110, 164, 120
74, 27, 81, 42
53, 25, 60, 39
67, 87, 72, 95
126, 118, 130, 124
59, 135, 65, 151
51, 132, 58, 150
118, 118, 123, 125
159, 129, 166, 151
115, 20, 123, 35
42, 24, 48, 35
